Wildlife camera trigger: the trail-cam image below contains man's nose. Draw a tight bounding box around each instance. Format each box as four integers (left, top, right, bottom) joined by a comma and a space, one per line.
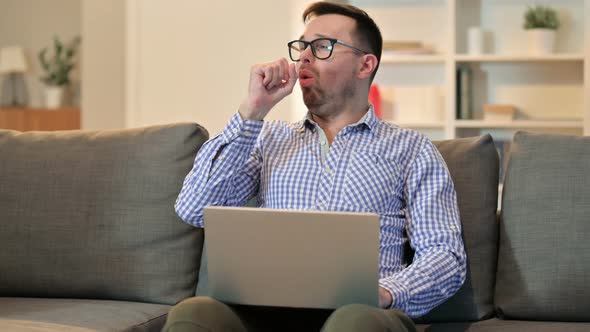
299, 45, 314, 64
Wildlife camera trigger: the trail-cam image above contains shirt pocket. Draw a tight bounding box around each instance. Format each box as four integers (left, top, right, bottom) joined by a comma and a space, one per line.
344, 152, 402, 213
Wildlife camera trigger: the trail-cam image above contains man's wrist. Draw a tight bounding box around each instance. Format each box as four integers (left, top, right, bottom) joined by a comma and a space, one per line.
379, 286, 394, 308
238, 100, 267, 122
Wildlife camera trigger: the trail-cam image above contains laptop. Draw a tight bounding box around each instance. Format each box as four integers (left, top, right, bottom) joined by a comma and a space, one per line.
203, 206, 380, 309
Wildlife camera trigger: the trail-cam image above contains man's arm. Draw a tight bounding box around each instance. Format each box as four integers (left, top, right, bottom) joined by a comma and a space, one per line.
174, 113, 264, 227
379, 140, 467, 317
175, 58, 298, 228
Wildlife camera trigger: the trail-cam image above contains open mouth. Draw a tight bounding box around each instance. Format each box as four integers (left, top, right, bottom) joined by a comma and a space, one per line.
299, 69, 315, 88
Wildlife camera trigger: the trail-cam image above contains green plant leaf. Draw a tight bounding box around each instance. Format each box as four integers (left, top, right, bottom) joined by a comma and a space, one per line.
38, 35, 81, 86
523, 5, 560, 30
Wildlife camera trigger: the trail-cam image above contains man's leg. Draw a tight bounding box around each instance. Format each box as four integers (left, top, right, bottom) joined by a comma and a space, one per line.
162, 297, 333, 332
320, 304, 417, 332
162, 296, 247, 332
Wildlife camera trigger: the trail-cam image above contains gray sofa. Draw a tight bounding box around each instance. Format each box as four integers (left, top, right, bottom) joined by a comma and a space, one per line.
415, 132, 589, 332
0, 124, 209, 332
0, 124, 588, 331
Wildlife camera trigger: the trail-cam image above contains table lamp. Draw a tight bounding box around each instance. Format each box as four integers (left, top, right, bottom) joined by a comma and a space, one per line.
0, 46, 29, 107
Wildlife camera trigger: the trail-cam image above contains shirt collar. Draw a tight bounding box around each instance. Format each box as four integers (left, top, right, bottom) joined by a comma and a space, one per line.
296, 105, 380, 134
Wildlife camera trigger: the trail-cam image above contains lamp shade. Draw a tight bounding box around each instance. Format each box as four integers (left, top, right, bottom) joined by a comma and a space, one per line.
0, 46, 28, 74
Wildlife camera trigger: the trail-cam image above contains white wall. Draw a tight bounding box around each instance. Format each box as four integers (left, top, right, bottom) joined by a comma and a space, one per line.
0, 0, 80, 107
126, 0, 297, 135
81, 0, 126, 130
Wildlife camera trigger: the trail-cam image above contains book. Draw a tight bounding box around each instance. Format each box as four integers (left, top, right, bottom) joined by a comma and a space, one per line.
483, 104, 516, 121
456, 65, 473, 120
382, 41, 434, 56
382, 41, 423, 50
382, 48, 434, 55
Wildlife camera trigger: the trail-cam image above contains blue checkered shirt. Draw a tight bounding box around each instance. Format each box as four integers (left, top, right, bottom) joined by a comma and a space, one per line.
176, 108, 466, 317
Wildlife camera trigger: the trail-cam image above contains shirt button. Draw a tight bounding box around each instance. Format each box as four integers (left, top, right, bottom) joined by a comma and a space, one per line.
232, 128, 238, 134
320, 140, 327, 146
243, 131, 251, 137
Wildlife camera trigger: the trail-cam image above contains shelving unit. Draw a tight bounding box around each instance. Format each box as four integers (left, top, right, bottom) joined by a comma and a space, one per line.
393, 121, 446, 129
454, 119, 584, 129
454, 54, 585, 62
381, 54, 446, 64
0, 107, 81, 131
348, 0, 588, 140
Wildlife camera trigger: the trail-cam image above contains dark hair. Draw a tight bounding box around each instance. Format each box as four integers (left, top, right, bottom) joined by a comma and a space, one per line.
302, 1, 382, 82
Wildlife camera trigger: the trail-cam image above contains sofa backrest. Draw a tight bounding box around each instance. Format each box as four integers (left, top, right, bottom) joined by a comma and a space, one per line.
495, 131, 590, 321
0, 123, 208, 305
416, 134, 500, 322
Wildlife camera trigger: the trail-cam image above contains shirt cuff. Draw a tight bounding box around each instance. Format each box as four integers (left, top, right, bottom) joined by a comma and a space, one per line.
379, 276, 410, 310
221, 112, 264, 145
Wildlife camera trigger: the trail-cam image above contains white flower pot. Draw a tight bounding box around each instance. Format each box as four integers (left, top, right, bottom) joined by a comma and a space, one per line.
45, 86, 65, 109
527, 29, 556, 55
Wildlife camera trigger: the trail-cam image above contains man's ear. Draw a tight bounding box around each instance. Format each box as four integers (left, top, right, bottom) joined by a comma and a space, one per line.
357, 54, 378, 80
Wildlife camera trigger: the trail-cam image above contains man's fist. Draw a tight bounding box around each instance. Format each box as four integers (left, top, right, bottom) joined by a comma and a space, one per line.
239, 58, 298, 121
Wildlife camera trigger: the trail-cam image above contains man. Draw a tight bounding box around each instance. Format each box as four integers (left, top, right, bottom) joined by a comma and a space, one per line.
164, 2, 466, 331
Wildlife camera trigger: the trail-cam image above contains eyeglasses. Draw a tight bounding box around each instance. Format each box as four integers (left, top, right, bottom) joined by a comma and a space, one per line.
287, 38, 369, 62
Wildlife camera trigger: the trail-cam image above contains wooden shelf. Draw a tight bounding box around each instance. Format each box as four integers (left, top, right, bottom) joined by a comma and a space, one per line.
0, 107, 81, 131
381, 54, 446, 64
389, 121, 445, 129
454, 119, 584, 129
454, 53, 585, 63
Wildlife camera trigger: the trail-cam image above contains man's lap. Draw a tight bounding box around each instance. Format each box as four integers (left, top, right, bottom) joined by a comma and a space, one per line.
163, 296, 416, 332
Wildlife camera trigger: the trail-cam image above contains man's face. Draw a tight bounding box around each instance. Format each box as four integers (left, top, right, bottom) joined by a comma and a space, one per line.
297, 14, 363, 114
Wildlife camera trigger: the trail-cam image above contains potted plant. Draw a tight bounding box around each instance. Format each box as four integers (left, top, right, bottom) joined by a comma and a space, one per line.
523, 5, 560, 55
38, 36, 80, 108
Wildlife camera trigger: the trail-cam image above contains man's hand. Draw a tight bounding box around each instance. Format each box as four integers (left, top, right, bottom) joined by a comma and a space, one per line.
379, 287, 393, 309
239, 58, 298, 121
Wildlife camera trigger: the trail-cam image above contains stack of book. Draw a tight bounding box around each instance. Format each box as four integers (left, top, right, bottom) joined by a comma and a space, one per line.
382, 41, 434, 55
483, 104, 517, 121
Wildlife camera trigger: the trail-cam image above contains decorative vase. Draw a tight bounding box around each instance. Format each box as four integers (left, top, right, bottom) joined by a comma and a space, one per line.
527, 29, 556, 55
467, 27, 484, 55
45, 86, 64, 109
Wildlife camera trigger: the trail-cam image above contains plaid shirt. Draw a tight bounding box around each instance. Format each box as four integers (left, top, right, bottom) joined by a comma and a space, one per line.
176, 108, 466, 317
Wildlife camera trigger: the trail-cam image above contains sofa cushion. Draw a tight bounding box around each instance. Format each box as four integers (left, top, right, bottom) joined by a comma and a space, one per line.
0, 297, 170, 332
416, 318, 590, 332
496, 131, 590, 321
0, 123, 208, 305
415, 135, 499, 322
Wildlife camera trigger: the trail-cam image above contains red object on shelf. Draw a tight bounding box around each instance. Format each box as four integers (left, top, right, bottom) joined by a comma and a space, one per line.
369, 84, 382, 119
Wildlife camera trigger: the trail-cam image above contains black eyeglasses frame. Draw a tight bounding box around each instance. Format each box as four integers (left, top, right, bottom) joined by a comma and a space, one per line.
287, 37, 370, 62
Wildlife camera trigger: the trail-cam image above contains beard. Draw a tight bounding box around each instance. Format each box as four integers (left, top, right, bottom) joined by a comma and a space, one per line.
302, 86, 324, 109
301, 79, 356, 116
